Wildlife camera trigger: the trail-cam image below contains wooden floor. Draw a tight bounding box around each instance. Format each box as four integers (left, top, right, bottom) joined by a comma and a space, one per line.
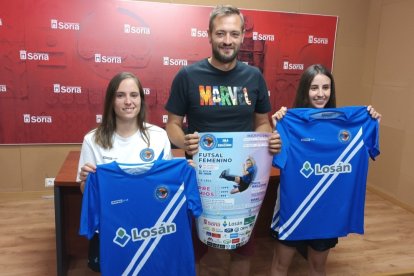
1, 190, 414, 276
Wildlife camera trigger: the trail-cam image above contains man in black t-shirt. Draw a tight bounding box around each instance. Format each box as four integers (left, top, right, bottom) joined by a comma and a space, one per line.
165, 5, 282, 276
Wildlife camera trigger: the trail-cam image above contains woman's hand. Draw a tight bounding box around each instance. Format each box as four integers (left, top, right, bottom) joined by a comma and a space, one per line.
186, 159, 195, 168
367, 105, 382, 122
79, 163, 96, 193
271, 106, 288, 128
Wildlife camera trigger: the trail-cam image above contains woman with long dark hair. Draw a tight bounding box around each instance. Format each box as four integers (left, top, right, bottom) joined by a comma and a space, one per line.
270, 64, 381, 276
77, 72, 172, 272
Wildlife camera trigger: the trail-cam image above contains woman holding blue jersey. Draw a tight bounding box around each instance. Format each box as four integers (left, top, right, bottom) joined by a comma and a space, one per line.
270, 64, 381, 276
77, 72, 172, 272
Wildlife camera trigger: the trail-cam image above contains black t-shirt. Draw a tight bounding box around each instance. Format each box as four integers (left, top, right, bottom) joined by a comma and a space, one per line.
165, 59, 271, 133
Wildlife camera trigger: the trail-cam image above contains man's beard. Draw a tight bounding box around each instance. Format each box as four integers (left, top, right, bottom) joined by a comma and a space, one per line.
212, 45, 239, 64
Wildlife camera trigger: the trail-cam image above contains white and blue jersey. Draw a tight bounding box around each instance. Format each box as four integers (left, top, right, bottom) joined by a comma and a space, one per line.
271, 106, 380, 240
79, 158, 202, 276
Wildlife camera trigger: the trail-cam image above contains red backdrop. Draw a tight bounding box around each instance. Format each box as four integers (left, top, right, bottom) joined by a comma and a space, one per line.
0, 0, 338, 144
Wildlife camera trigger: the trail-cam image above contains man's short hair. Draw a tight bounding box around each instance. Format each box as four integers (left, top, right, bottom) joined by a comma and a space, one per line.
208, 5, 245, 32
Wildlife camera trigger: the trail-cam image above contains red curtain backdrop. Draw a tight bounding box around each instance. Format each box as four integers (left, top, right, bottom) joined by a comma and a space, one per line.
0, 0, 337, 144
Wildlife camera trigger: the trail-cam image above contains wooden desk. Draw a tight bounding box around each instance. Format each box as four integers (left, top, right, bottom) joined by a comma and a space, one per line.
54, 150, 279, 276
54, 151, 85, 276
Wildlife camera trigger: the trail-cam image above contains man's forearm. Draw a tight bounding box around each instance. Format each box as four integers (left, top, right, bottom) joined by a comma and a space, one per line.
254, 112, 273, 133
254, 122, 272, 133
166, 123, 186, 149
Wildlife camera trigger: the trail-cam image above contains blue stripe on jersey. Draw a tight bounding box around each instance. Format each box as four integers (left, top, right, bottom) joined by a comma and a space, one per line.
124, 183, 186, 276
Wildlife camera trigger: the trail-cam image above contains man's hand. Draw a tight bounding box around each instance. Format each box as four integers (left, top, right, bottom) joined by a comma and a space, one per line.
184, 132, 200, 156
268, 131, 282, 155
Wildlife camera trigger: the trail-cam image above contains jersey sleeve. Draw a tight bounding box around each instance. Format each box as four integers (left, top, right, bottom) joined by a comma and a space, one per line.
165, 67, 190, 116
183, 164, 203, 217
364, 118, 380, 160
79, 172, 100, 239
272, 119, 290, 169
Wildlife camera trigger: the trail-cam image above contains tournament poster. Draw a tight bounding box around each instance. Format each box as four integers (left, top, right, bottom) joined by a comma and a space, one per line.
194, 132, 272, 249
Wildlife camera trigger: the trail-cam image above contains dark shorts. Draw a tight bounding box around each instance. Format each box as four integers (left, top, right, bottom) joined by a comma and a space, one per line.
88, 233, 100, 272
270, 229, 338, 252
238, 179, 250, 192
193, 219, 255, 262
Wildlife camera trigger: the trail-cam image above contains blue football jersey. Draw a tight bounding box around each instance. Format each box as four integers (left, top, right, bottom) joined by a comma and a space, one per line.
271, 106, 380, 240
79, 158, 202, 276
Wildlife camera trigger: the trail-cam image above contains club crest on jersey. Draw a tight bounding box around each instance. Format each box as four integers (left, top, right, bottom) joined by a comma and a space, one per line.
200, 134, 217, 150
155, 186, 169, 200
338, 129, 351, 143
140, 148, 154, 161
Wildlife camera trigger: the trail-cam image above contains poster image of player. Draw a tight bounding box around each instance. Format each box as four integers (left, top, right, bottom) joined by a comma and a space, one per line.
220, 156, 257, 194
194, 132, 272, 249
